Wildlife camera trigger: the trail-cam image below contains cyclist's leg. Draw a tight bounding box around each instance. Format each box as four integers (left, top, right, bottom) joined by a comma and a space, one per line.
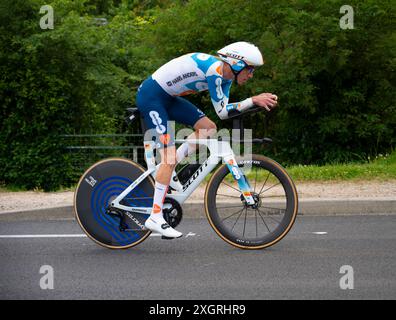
136, 78, 182, 238
144, 148, 182, 238
167, 96, 217, 163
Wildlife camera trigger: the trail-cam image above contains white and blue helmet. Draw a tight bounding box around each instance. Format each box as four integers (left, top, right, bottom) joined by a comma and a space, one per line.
217, 41, 264, 73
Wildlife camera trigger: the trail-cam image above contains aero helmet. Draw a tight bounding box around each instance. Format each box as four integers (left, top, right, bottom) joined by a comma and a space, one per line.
217, 41, 264, 74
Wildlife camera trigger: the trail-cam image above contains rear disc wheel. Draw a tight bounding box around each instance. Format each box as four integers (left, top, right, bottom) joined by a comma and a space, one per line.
74, 158, 154, 249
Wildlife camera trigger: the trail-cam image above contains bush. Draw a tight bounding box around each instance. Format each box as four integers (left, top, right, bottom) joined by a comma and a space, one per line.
0, 0, 395, 190
142, 0, 396, 165
0, 0, 138, 190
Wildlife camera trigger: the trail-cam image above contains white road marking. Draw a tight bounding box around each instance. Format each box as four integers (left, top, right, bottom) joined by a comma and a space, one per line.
186, 232, 197, 238
0, 234, 87, 238
0, 232, 198, 239
312, 232, 328, 235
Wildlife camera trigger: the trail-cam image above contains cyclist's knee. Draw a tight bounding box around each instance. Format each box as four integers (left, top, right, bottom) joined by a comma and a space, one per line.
203, 123, 217, 138
194, 117, 217, 137
206, 120, 217, 133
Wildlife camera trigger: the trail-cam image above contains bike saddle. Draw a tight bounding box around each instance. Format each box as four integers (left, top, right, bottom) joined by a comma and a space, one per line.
125, 107, 140, 124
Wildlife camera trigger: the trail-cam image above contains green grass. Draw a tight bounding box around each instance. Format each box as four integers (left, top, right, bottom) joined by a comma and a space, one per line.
287, 151, 396, 182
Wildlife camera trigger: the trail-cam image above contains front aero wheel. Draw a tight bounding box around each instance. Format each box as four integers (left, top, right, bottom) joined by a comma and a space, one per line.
74, 158, 154, 249
205, 155, 298, 249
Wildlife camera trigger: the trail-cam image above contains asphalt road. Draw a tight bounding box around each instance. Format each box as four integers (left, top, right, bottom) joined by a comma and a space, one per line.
0, 215, 395, 300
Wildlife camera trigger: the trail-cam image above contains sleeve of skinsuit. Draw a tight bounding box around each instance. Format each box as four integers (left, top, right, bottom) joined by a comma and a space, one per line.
206, 61, 254, 120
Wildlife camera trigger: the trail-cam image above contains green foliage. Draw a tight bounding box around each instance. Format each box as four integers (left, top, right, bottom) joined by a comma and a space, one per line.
0, 0, 141, 190
0, 0, 395, 190
142, 0, 395, 165
287, 150, 396, 181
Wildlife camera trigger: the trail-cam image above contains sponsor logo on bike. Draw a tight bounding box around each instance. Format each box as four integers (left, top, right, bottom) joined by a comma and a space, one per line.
124, 211, 145, 230
231, 167, 241, 180
182, 160, 209, 192
84, 176, 97, 187
239, 160, 261, 165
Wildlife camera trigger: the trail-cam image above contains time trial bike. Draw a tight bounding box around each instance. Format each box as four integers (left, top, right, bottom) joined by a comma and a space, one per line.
74, 106, 298, 250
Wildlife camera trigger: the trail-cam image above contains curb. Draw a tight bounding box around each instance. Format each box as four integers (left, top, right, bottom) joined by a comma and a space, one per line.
0, 198, 395, 221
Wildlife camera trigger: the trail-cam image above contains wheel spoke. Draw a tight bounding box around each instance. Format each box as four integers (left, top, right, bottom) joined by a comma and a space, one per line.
253, 167, 258, 193
259, 182, 281, 195
221, 181, 241, 194
255, 210, 258, 237
243, 208, 248, 237
221, 207, 245, 223
258, 208, 283, 224
231, 209, 244, 232
258, 172, 271, 195
256, 209, 271, 233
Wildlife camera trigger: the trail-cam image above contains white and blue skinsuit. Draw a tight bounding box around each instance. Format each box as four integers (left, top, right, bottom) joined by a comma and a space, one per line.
136, 52, 253, 148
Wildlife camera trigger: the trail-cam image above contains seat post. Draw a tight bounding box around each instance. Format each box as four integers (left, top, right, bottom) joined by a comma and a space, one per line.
140, 117, 147, 135
233, 116, 244, 141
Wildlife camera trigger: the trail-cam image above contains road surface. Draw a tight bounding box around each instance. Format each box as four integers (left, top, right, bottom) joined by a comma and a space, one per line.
0, 215, 395, 300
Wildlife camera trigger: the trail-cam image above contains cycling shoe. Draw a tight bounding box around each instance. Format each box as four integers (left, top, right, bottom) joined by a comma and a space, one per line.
145, 217, 183, 238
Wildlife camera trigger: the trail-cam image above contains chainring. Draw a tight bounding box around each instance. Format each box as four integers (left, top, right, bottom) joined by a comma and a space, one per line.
162, 197, 183, 228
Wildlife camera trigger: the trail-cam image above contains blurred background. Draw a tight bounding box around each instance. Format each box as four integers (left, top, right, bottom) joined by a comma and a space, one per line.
0, 0, 395, 191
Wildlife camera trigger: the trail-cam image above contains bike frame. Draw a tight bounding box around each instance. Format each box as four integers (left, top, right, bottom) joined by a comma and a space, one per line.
111, 138, 255, 215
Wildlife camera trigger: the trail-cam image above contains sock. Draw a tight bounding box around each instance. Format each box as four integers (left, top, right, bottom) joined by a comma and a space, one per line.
150, 181, 168, 220
176, 142, 196, 163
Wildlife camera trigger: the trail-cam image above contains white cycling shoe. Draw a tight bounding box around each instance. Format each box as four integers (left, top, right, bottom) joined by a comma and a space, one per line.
144, 216, 183, 239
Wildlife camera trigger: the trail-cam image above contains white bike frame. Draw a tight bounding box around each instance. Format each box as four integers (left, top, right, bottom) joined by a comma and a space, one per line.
111, 138, 255, 215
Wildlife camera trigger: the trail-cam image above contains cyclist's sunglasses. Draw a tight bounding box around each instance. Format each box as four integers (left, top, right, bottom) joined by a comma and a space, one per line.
246, 66, 255, 74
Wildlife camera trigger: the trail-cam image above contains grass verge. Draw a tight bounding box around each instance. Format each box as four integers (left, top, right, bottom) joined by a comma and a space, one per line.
286, 152, 396, 182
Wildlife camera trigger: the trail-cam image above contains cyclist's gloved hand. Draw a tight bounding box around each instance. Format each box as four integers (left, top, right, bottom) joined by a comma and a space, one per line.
252, 93, 278, 111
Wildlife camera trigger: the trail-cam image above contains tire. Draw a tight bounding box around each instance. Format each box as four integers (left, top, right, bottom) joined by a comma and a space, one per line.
205, 154, 298, 249
74, 158, 154, 249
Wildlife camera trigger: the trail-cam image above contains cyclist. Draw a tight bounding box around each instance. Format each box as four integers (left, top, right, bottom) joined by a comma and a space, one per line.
136, 41, 278, 238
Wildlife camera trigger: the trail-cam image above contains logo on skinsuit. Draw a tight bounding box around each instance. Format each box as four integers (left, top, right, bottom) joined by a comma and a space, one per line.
153, 204, 161, 213
159, 133, 171, 145
149, 111, 166, 134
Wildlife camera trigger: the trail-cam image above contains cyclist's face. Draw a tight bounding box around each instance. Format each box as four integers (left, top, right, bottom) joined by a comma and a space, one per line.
237, 67, 254, 85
